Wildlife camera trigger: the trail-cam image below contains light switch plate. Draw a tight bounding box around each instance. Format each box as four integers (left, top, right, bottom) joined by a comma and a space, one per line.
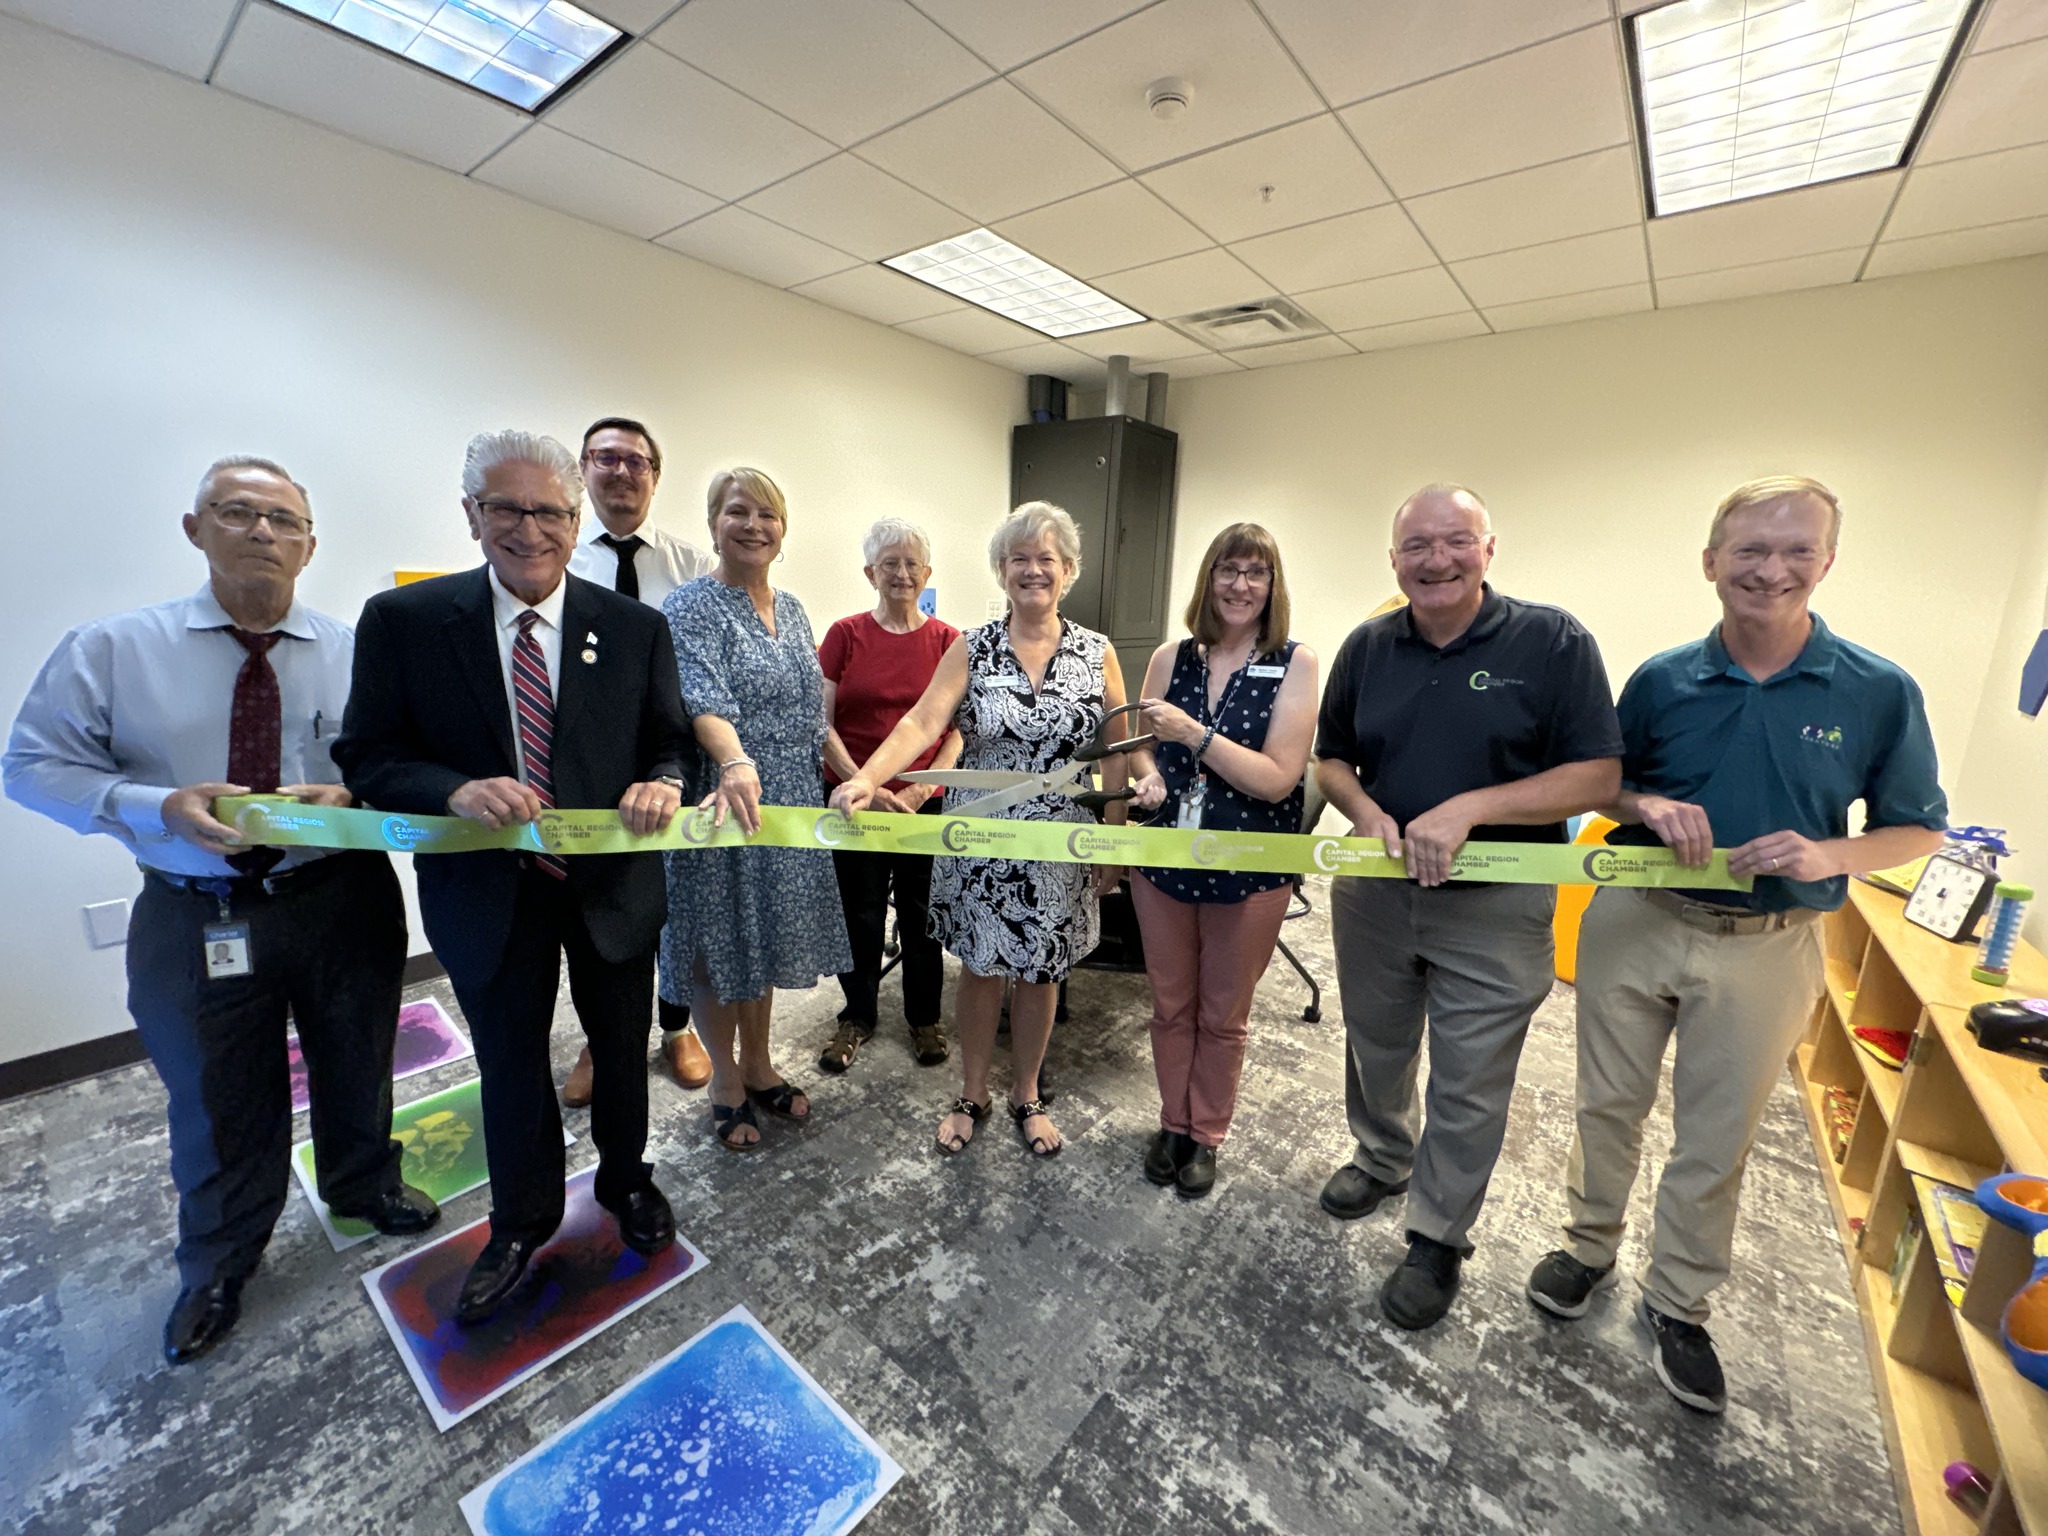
83, 899, 130, 949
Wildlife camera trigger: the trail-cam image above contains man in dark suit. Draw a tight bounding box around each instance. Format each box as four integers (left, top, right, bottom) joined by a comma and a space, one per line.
335, 429, 690, 1322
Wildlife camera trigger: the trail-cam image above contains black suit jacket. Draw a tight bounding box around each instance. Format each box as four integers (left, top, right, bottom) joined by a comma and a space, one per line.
334, 567, 690, 980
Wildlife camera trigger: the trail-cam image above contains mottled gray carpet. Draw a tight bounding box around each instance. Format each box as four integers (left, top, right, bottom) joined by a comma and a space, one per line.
1, 877, 1898, 1535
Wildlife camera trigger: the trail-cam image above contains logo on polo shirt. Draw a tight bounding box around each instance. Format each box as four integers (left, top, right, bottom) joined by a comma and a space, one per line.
1468, 669, 1525, 691
1799, 724, 1845, 750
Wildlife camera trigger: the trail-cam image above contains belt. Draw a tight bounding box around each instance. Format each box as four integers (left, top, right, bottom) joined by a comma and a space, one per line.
1641, 887, 1818, 935
142, 851, 350, 902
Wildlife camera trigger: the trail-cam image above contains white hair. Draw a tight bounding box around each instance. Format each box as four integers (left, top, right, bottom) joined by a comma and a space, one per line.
196, 455, 310, 516
988, 501, 1082, 597
461, 430, 584, 505
862, 517, 933, 568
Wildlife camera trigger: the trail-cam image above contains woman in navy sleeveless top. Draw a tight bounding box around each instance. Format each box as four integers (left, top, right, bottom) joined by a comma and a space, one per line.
1127, 524, 1319, 1199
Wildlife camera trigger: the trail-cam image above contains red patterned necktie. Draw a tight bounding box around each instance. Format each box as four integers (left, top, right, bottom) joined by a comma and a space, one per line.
512, 611, 568, 880
224, 627, 284, 876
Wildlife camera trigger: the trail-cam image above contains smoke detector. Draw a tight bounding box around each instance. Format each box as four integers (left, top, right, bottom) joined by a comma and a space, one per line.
1146, 76, 1192, 121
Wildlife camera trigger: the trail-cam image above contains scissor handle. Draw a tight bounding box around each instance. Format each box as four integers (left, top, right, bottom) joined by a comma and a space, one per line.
1074, 702, 1156, 763
1074, 786, 1138, 813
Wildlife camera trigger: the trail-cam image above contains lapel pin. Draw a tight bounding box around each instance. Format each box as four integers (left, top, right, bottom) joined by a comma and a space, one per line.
581, 648, 598, 664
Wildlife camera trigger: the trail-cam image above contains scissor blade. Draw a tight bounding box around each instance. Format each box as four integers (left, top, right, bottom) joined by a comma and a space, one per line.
942, 768, 1087, 820
902, 770, 1028, 788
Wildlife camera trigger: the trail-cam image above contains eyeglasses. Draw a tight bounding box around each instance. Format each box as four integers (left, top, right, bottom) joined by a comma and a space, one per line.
586, 449, 655, 476
474, 498, 577, 531
208, 500, 312, 539
874, 558, 927, 575
1214, 562, 1272, 588
1395, 533, 1485, 560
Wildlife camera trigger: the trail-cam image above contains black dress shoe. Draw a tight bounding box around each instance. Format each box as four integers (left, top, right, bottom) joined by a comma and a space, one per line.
1381, 1235, 1465, 1330
331, 1183, 441, 1236
164, 1278, 243, 1365
457, 1235, 540, 1324
1319, 1164, 1410, 1220
1176, 1143, 1217, 1199
1144, 1130, 1194, 1186
601, 1184, 675, 1256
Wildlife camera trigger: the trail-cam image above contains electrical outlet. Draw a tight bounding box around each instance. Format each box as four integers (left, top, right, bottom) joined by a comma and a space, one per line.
83, 899, 130, 949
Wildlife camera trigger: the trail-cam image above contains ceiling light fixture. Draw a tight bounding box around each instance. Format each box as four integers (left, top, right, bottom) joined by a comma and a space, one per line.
1626, 0, 1981, 217
269, 0, 623, 110
883, 230, 1148, 339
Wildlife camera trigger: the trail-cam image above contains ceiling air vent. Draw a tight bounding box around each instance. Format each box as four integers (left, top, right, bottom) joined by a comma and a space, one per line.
1172, 297, 1326, 350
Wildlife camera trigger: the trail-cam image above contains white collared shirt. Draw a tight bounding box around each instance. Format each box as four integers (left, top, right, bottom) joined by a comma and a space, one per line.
567, 518, 713, 611
488, 567, 566, 785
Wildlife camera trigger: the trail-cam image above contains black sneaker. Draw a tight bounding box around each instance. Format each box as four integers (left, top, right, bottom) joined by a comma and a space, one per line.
1526, 1250, 1618, 1319
1319, 1164, 1409, 1220
1144, 1130, 1193, 1186
1175, 1144, 1216, 1200
1640, 1299, 1727, 1414
1380, 1235, 1463, 1330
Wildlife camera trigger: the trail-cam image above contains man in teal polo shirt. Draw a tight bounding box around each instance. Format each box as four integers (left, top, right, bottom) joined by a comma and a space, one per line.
1526, 476, 1946, 1415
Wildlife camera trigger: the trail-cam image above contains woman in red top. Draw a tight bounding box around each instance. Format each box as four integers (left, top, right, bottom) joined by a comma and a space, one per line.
818, 518, 962, 1074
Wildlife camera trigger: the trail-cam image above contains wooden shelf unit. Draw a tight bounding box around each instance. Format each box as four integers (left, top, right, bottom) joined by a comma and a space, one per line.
1792, 881, 2048, 1536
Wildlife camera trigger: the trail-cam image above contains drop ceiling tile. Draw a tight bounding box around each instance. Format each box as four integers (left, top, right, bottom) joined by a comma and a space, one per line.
741, 155, 970, 260
1138, 115, 1394, 244
211, 3, 523, 174
979, 339, 1106, 381
1863, 213, 2048, 277
1227, 333, 1358, 367
1483, 282, 1652, 331
1296, 267, 1473, 330
1151, 350, 1249, 376
855, 81, 1122, 224
1648, 173, 1900, 276
0, 0, 239, 77
1405, 146, 1643, 262
1450, 226, 1647, 306
471, 125, 718, 239
648, 0, 990, 145
908, 0, 1153, 70
1343, 311, 1493, 352
1093, 248, 1269, 317
1887, 142, 2048, 236
1063, 321, 1211, 362
1657, 249, 1865, 307
577, 0, 682, 31
546, 42, 834, 201
1974, 0, 2048, 52
1229, 204, 1437, 291
897, 306, 1050, 354
1258, 0, 1610, 107
1339, 26, 1630, 197
656, 205, 860, 287
1918, 37, 2048, 163
1013, 0, 1325, 171
993, 181, 1212, 279
790, 264, 965, 325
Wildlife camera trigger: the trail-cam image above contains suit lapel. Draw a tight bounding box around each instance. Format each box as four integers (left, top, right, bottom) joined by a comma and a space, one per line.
446, 568, 518, 772
553, 574, 599, 751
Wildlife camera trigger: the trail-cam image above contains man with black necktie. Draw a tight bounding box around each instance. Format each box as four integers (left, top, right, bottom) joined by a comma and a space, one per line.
565, 416, 715, 1102
335, 430, 690, 1322
4, 456, 436, 1365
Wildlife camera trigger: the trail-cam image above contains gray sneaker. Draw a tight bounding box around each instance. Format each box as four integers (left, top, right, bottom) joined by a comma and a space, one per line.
1526, 1250, 1618, 1319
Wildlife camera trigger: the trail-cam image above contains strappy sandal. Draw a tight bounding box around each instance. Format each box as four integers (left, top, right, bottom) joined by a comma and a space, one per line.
746, 1081, 809, 1120
1011, 1097, 1062, 1158
818, 1022, 868, 1075
936, 1096, 989, 1155
711, 1099, 760, 1152
909, 1021, 949, 1067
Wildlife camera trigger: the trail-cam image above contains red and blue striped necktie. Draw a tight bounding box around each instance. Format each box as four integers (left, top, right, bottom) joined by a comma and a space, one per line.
512, 610, 567, 880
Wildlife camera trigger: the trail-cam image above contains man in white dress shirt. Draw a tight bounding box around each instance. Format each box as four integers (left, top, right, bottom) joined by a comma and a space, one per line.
562, 417, 713, 1100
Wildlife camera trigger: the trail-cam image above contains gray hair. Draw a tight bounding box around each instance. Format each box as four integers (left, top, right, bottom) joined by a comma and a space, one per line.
988, 501, 1082, 597
461, 430, 584, 506
196, 455, 310, 517
862, 517, 933, 568
1392, 481, 1490, 537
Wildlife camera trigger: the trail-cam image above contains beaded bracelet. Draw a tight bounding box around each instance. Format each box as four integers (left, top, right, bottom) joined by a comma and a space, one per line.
1195, 726, 1217, 760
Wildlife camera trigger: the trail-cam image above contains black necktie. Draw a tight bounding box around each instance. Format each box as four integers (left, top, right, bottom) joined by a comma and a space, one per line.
598, 533, 646, 601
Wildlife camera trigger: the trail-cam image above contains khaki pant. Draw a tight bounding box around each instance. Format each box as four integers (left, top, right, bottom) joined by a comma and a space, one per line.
1565, 887, 1823, 1324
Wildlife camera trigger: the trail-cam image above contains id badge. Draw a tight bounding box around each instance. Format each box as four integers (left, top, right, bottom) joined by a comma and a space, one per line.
1177, 777, 1207, 831
203, 921, 253, 980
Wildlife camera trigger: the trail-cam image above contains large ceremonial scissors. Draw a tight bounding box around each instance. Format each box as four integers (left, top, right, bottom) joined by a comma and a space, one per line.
903, 702, 1154, 819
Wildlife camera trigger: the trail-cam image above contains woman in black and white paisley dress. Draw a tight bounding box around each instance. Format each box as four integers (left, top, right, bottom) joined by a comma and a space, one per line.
830, 502, 1133, 1160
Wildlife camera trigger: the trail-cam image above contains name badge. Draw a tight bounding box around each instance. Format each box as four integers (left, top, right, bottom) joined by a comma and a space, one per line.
203, 921, 253, 980
1177, 777, 1207, 831
1247, 664, 1287, 679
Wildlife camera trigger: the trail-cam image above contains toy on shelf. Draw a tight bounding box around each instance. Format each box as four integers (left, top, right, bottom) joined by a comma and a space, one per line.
1973, 1173, 2048, 1391
1971, 882, 2035, 987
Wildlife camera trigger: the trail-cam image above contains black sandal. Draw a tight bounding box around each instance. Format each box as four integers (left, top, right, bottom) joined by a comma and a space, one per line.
1011, 1097, 1062, 1158
711, 1099, 760, 1152
936, 1097, 989, 1155
745, 1081, 809, 1120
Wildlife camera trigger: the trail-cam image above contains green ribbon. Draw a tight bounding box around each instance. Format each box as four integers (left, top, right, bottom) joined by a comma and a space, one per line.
217, 797, 1749, 890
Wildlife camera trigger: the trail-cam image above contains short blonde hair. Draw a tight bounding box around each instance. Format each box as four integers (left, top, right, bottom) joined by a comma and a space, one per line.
1185, 523, 1291, 657
1708, 476, 1841, 550
706, 466, 787, 530
988, 501, 1082, 597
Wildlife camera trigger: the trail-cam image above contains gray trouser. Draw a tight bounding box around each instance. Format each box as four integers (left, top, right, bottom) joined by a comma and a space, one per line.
1331, 877, 1557, 1250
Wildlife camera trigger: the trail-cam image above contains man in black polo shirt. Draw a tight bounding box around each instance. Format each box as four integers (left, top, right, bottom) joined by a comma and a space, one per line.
1314, 483, 1622, 1330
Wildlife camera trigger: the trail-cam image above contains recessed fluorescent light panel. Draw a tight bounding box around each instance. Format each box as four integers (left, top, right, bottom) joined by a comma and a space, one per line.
270, 0, 623, 110
1628, 0, 1979, 216
884, 231, 1147, 339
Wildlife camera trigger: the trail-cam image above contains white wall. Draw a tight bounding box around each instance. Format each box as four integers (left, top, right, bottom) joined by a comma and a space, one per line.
1164, 258, 2048, 820
0, 18, 1023, 1064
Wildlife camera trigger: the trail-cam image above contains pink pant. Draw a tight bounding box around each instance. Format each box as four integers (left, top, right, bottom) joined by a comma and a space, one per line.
1131, 876, 1292, 1147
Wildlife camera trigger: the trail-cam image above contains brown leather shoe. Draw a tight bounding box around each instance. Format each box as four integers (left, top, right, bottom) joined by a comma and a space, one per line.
664, 1028, 713, 1090
561, 1044, 594, 1109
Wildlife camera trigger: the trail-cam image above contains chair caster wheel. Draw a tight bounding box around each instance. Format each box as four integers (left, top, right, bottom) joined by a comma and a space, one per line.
1303, 1006, 1321, 1023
